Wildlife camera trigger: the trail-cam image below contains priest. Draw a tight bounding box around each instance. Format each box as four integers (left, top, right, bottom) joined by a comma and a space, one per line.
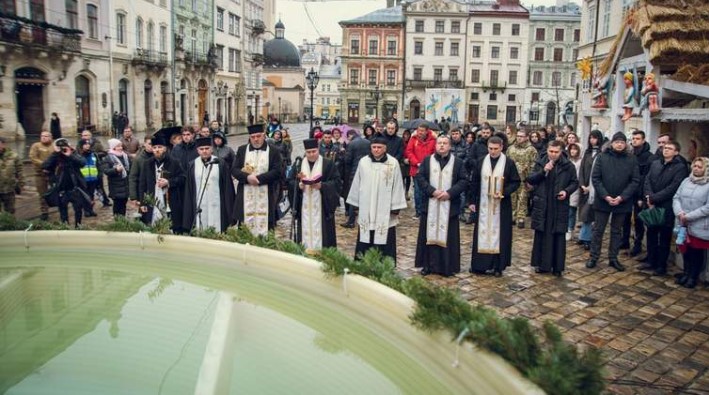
347, 135, 407, 262
292, 138, 341, 250
232, 123, 283, 235
183, 137, 235, 233
137, 133, 185, 231
414, 135, 469, 277
468, 136, 521, 276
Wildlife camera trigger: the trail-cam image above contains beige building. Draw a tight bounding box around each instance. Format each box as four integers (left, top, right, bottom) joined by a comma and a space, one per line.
214, 0, 246, 126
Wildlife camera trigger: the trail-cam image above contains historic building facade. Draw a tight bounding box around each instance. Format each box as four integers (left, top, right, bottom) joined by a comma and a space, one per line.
525, 2, 581, 128
262, 21, 305, 123
339, 6, 405, 124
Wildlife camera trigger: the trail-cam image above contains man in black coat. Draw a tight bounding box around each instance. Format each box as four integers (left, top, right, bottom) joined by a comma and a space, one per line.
129, 136, 153, 224
138, 134, 185, 231
341, 129, 371, 228
587, 132, 640, 271
642, 140, 688, 275
414, 135, 469, 277
183, 137, 235, 233
527, 140, 579, 276
43, 139, 88, 227
168, 127, 198, 234
623, 130, 653, 255
465, 125, 492, 171
232, 124, 283, 235
383, 119, 404, 162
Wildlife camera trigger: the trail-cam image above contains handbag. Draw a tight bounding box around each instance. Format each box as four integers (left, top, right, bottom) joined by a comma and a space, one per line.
43, 184, 61, 207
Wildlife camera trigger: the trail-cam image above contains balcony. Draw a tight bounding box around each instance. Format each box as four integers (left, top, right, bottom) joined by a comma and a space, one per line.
132, 49, 168, 71
248, 52, 264, 66
182, 50, 218, 71
481, 81, 507, 93
0, 12, 82, 55
251, 19, 266, 36
406, 79, 463, 89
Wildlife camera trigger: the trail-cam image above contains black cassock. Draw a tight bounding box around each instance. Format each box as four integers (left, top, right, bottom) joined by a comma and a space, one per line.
291, 158, 341, 248
231, 144, 283, 230
527, 156, 579, 273
414, 154, 469, 276
468, 155, 521, 273
137, 155, 185, 232
182, 157, 236, 233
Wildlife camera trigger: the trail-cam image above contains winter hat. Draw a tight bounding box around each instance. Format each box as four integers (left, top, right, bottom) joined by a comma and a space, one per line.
611, 132, 627, 143
108, 138, 122, 150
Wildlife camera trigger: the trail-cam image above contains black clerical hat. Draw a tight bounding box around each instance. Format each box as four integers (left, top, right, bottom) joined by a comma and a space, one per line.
303, 138, 319, 150
195, 137, 212, 147
247, 124, 265, 134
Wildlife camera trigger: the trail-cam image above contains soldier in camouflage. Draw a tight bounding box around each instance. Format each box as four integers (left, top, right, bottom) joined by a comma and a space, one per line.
507, 129, 538, 228
0, 137, 24, 216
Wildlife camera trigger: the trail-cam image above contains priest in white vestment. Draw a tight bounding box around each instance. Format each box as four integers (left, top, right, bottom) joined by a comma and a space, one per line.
346, 135, 407, 262
414, 135, 469, 277
183, 137, 235, 232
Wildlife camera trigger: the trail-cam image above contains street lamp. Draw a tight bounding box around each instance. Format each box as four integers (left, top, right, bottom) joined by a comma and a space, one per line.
278, 97, 282, 122
306, 67, 319, 137
370, 85, 382, 121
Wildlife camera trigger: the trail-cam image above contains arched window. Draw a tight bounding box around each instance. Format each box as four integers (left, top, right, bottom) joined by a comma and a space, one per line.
86, 4, 98, 39
146, 22, 154, 51
75, 75, 91, 128
119, 79, 129, 115
136, 18, 143, 49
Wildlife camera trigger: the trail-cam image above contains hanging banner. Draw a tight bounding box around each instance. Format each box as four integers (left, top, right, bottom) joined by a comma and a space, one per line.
425, 89, 465, 124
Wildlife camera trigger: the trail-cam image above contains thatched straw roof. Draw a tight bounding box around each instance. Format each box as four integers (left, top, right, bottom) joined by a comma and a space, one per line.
598, 0, 709, 84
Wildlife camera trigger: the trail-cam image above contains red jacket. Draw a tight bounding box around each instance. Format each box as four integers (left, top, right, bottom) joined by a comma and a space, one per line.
404, 131, 436, 177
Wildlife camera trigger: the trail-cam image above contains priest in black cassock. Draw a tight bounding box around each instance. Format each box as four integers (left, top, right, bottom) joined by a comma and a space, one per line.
232, 124, 283, 235
138, 133, 185, 232
468, 136, 521, 276
347, 135, 407, 262
414, 135, 469, 277
292, 138, 341, 250
526, 140, 578, 276
183, 137, 235, 233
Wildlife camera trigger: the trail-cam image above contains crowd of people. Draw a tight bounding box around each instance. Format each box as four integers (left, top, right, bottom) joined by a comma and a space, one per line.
1, 118, 707, 289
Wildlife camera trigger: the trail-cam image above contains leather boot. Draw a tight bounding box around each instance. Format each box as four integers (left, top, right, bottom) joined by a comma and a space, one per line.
609, 259, 626, 272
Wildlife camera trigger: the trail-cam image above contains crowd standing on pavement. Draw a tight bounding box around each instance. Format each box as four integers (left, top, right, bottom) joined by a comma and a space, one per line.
2, 115, 707, 289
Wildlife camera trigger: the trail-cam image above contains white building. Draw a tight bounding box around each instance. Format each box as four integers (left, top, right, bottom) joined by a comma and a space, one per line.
403, 0, 468, 122
298, 37, 343, 66
214, 0, 245, 125
467, 0, 529, 127
525, 2, 581, 128
243, 0, 266, 123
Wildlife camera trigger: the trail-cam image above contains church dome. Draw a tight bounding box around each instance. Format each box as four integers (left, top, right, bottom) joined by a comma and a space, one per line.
264, 21, 301, 68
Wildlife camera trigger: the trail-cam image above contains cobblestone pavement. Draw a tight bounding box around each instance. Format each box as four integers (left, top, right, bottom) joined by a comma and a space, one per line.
10, 123, 709, 394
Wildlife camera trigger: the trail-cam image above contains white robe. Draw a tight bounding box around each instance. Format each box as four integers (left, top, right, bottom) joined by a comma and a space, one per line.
426, 155, 455, 247
194, 156, 221, 231
300, 156, 323, 250
243, 145, 271, 236
477, 154, 506, 254
347, 154, 407, 245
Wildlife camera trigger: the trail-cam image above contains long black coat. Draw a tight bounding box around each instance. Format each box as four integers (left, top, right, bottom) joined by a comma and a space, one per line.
416, 153, 469, 217
182, 157, 235, 232
384, 133, 404, 162
592, 148, 640, 213
231, 144, 283, 230
100, 154, 130, 199
43, 152, 87, 192
137, 155, 185, 228
527, 155, 579, 234
644, 156, 689, 227
292, 158, 341, 248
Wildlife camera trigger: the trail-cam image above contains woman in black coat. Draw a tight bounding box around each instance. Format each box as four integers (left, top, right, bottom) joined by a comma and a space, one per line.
50, 113, 62, 139
100, 140, 131, 217
576, 129, 604, 248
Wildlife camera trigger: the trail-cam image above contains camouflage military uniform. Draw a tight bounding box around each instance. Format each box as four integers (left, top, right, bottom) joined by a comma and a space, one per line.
0, 147, 24, 215
507, 141, 537, 222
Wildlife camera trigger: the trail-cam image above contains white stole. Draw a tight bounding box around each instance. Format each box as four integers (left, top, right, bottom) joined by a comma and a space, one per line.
243, 145, 271, 236
347, 155, 407, 245
194, 156, 221, 231
300, 156, 323, 250
477, 154, 506, 254
152, 162, 168, 225
426, 155, 455, 247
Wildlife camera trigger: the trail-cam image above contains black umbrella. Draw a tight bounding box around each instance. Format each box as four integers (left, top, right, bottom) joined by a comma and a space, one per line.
152, 126, 183, 147
401, 118, 440, 131
638, 207, 666, 227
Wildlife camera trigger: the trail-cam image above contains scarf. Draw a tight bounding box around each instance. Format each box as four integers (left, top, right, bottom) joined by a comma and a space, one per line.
690, 157, 709, 185
108, 150, 130, 179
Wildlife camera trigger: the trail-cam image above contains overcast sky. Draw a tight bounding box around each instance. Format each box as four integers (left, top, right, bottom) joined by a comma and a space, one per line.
278, 0, 565, 46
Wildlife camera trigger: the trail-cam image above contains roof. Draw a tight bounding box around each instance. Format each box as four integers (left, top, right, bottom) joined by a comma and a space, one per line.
469, 1, 529, 15
340, 6, 404, 25
598, 0, 709, 85
264, 38, 301, 68
529, 3, 581, 17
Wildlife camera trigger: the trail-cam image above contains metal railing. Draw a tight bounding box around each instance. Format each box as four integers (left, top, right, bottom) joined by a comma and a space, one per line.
0, 14, 81, 52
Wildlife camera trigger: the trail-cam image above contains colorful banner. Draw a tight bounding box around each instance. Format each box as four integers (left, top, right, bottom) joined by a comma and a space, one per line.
425, 89, 465, 123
